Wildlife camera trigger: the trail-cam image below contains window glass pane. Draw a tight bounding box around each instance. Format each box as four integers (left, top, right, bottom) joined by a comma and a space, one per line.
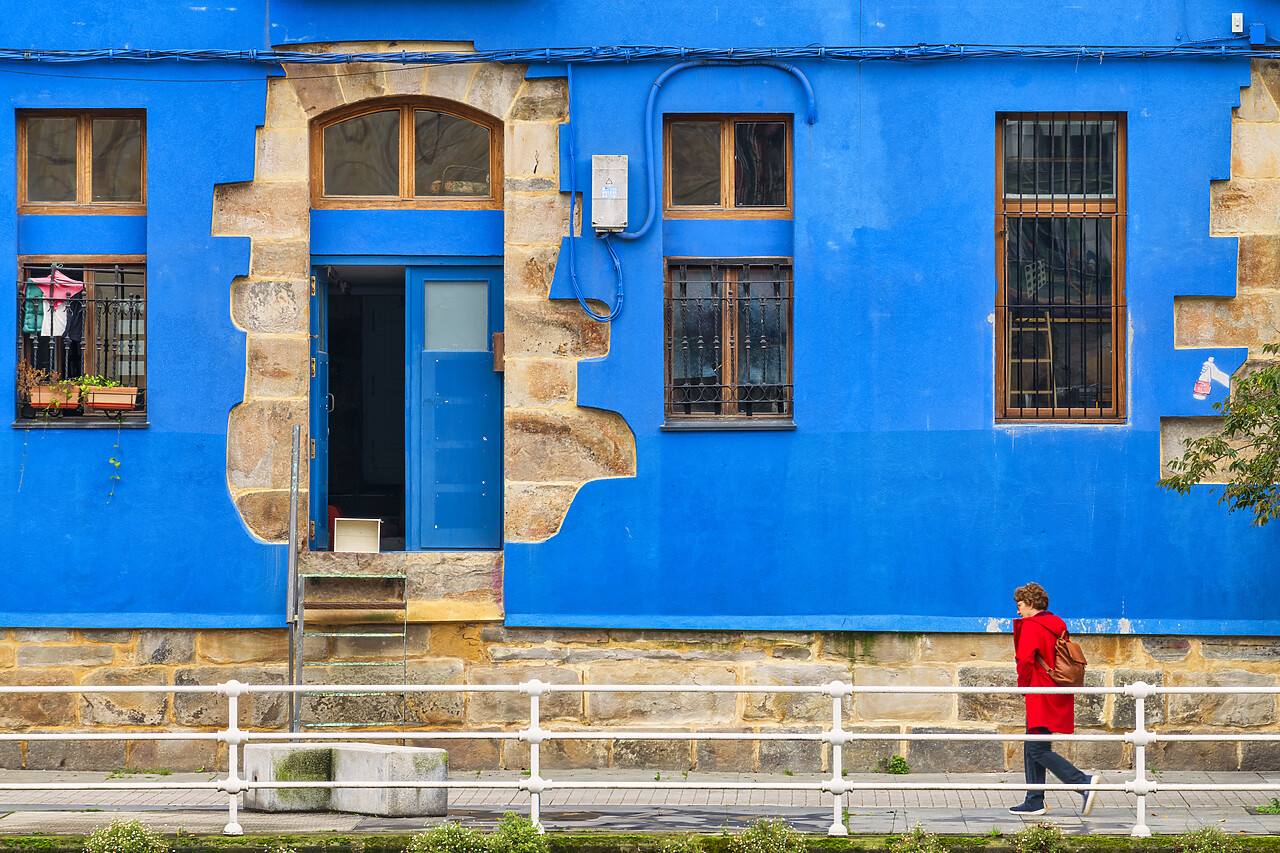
89, 270, 147, 389
1005, 217, 1112, 306
668, 265, 725, 413
670, 122, 720, 206
323, 110, 400, 196
91, 118, 142, 202
424, 280, 488, 351
27, 117, 77, 202
735, 264, 791, 414
1003, 117, 1116, 197
414, 111, 490, 197
734, 121, 787, 207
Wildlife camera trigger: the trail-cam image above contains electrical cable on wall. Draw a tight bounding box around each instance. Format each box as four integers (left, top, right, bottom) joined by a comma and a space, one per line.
565, 61, 624, 322
1, 41, 1276, 66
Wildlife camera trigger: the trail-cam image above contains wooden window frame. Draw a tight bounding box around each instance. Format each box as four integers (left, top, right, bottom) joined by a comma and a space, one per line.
664, 114, 793, 220
17, 111, 147, 215
15, 255, 148, 423
663, 256, 795, 429
995, 112, 1127, 423
310, 98, 503, 210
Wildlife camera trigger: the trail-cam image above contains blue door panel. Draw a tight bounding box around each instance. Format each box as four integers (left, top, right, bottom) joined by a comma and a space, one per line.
407, 265, 503, 550
308, 266, 330, 550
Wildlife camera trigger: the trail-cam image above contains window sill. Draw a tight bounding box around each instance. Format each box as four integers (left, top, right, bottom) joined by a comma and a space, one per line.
661, 418, 795, 432
996, 417, 1126, 426
13, 416, 149, 429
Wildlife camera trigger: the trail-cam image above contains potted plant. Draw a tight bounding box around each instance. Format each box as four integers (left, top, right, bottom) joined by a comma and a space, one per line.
78, 375, 138, 412
18, 365, 79, 411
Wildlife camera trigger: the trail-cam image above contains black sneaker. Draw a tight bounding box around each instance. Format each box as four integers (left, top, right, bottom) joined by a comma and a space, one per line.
1009, 802, 1047, 815
1081, 774, 1100, 815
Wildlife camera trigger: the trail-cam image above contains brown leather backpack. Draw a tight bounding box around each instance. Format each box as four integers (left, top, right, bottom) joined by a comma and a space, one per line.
1034, 627, 1087, 687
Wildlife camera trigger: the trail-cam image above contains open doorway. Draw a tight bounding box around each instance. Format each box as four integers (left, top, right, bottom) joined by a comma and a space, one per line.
323, 265, 406, 551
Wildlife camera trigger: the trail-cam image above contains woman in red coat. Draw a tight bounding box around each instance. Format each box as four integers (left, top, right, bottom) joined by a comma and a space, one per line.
1009, 582, 1100, 816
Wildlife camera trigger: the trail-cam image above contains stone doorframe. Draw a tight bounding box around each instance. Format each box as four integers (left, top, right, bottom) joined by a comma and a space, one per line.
212, 46, 637, 618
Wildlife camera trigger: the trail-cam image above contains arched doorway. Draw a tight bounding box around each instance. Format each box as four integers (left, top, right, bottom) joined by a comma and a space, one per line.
308, 98, 504, 551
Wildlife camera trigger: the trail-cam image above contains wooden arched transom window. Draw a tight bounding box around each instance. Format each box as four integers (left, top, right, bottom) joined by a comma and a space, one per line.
311, 99, 501, 208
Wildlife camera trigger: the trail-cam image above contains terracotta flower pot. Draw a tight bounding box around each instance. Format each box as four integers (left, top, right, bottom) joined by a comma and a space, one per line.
29, 385, 79, 410
83, 386, 138, 411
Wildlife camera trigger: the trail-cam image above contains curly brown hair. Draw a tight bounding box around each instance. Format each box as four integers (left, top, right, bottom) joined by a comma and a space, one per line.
1014, 582, 1049, 611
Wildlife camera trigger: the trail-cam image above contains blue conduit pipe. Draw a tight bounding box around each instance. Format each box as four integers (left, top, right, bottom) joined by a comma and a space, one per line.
566, 62, 624, 322
615, 60, 817, 242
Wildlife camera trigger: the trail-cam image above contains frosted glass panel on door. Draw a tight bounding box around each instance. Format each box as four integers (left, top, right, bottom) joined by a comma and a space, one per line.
424, 281, 488, 351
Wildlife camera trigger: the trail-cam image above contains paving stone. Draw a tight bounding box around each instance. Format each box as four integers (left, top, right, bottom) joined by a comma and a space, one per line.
127, 737, 220, 772
842, 726, 903, 773
957, 667, 1021, 725
1149, 735, 1238, 770
1202, 638, 1280, 662
1141, 637, 1192, 662
467, 665, 582, 723
584, 662, 736, 725
823, 632, 920, 664
78, 630, 134, 644
24, 739, 127, 771
907, 726, 1005, 773
695, 727, 756, 771
757, 727, 824, 773
0, 670, 76, 727
78, 668, 169, 726
1239, 739, 1280, 773
612, 737, 693, 771
854, 666, 952, 721
137, 631, 195, 665
742, 663, 851, 723
1169, 670, 1277, 727
921, 634, 1012, 663
1112, 670, 1165, 729
17, 644, 114, 668
404, 659, 466, 725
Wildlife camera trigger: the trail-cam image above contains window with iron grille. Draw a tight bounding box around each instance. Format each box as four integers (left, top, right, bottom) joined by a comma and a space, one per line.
664, 259, 793, 427
16, 260, 147, 422
997, 112, 1126, 422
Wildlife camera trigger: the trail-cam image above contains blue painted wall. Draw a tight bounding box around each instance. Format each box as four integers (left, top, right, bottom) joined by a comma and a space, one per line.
5, 0, 1278, 632
512, 51, 1280, 634
0, 57, 286, 627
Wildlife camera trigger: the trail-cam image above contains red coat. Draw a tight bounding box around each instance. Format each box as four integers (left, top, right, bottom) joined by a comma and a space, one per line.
1013, 611, 1074, 733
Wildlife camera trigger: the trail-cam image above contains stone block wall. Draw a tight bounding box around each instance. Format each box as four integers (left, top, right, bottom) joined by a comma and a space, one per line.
1164, 60, 1280, 472
3, 626, 1280, 774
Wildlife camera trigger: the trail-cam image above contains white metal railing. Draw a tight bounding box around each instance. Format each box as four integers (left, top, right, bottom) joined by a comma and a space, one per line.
1, 680, 1279, 837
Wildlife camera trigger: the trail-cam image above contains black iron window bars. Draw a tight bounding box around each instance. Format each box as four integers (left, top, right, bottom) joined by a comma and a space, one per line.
997, 112, 1126, 421
16, 263, 146, 418
665, 259, 793, 423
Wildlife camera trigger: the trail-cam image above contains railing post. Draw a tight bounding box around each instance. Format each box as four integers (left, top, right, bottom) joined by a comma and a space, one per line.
218, 680, 246, 836
1127, 680, 1153, 838
520, 679, 550, 834
825, 680, 850, 836
287, 423, 301, 733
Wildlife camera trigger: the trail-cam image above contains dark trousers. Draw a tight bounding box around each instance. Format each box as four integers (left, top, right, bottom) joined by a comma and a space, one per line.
1022, 726, 1088, 808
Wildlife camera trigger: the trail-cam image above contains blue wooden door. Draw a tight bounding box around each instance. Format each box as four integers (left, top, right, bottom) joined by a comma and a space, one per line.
308, 266, 330, 550
406, 265, 503, 549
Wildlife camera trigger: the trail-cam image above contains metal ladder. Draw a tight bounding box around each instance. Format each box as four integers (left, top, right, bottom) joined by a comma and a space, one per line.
290, 572, 409, 732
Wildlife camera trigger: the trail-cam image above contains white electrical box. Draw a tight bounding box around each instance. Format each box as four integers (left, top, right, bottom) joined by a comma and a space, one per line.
591, 154, 628, 232
1232, 12, 1244, 32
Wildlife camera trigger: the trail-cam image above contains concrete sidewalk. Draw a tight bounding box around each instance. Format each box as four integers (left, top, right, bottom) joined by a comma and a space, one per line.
0, 770, 1278, 837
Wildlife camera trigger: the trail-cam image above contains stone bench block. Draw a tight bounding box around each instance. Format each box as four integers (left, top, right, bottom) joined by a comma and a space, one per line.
243, 744, 333, 812
332, 742, 448, 817
242, 742, 447, 816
